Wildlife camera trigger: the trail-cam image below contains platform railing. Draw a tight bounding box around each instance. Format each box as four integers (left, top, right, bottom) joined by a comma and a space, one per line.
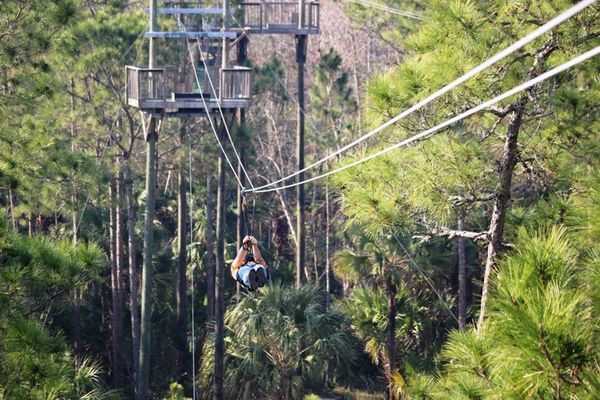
238, 1, 319, 31
126, 66, 168, 105
126, 65, 252, 105
221, 67, 252, 100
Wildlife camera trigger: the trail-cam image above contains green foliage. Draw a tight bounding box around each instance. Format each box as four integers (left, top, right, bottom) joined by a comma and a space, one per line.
409, 227, 600, 398
199, 284, 357, 399
311, 48, 357, 149
164, 382, 190, 400
0, 317, 119, 400
252, 55, 289, 101
0, 220, 115, 398
342, 285, 436, 368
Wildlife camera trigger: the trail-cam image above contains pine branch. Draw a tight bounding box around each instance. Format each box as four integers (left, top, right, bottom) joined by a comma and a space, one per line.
413, 229, 489, 243
449, 193, 495, 207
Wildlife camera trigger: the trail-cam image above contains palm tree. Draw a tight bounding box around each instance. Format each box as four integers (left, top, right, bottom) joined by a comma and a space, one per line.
334, 231, 413, 400
199, 284, 356, 399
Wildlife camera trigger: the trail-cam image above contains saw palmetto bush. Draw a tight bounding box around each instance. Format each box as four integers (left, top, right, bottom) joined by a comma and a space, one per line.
198, 284, 357, 399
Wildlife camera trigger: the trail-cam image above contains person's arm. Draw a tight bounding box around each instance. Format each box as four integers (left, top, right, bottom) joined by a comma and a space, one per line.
251, 237, 268, 268
230, 236, 251, 279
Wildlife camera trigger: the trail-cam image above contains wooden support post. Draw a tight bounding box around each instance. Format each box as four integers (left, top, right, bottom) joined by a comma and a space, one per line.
236, 36, 249, 298
295, 34, 307, 288
138, 117, 157, 400
215, 1, 229, 396
138, 0, 158, 397
298, 0, 305, 29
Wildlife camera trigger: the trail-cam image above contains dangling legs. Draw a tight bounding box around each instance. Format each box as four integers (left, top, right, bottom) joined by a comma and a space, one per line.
255, 265, 268, 287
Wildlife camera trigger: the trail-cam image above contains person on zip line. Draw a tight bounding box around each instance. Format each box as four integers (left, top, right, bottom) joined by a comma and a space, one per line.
230, 235, 269, 291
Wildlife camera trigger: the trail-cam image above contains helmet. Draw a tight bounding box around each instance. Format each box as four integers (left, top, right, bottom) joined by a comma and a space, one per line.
244, 253, 256, 264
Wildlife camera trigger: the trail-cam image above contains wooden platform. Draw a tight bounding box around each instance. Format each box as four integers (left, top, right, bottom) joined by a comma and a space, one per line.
145, 31, 237, 39
230, 1, 320, 35
128, 96, 250, 117
125, 66, 252, 117
144, 2, 320, 36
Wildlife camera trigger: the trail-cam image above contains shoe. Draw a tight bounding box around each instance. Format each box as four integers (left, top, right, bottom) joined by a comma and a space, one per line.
257, 269, 267, 287
248, 269, 258, 290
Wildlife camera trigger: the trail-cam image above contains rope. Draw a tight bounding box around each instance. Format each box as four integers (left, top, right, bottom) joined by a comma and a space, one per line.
195, 37, 255, 189
248, 44, 600, 193
241, 193, 257, 236
343, 0, 426, 20
188, 135, 197, 400
388, 230, 459, 324
186, 39, 246, 190
117, 25, 148, 65
247, 0, 596, 193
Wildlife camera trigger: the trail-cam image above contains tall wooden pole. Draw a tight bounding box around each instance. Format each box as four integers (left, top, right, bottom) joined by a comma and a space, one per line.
214, 3, 229, 398
235, 36, 248, 298
295, 32, 307, 288
138, 0, 158, 397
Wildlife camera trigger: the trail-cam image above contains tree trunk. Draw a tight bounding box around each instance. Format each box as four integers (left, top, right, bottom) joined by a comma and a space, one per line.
325, 182, 331, 309
276, 190, 297, 246
115, 174, 125, 388
205, 173, 215, 321
214, 123, 226, 400
477, 37, 556, 333
295, 34, 307, 288
123, 160, 140, 397
478, 99, 525, 333
385, 276, 397, 400
8, 186, 16, 230
109, 175, 124, 388
311, 186, 318, 285
71, 185, 81, 365
109, 178, 118, 385
457, 217, 467, 330
176, 123, 188, 377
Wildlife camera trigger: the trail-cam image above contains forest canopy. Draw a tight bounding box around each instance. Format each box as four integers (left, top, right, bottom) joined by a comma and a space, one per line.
0, 0, 598, 399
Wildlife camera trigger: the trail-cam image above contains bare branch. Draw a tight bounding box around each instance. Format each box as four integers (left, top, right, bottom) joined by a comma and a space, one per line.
449, 193, 494, 207
413, 229, 489, 243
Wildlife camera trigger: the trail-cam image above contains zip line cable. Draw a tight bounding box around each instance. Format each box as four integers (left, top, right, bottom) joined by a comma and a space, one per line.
178, 18, 253, 189
388, 230, 459, 324
117, 25, 148, 65
343, 0, 426, 20
188, 136, 197, 400
186, 39, 247, 190
195, 36, 255, 189
250, 45, 600, 193
247, 0, 597, 193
